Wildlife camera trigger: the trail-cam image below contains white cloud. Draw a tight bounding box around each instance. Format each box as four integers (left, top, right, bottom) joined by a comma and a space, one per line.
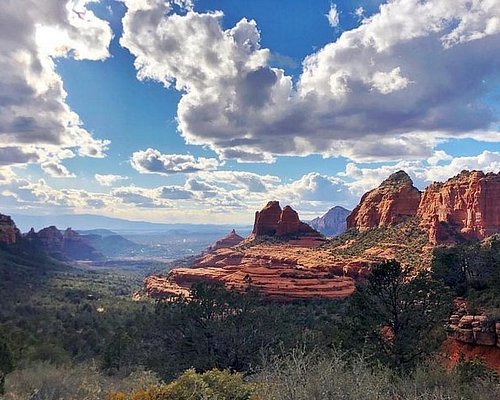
131, 148, 220, 175
120, 0, 500, 163
371, 67, 411, 94
354, 6, 365, 20
326, 4, 340, 28
0, 0, 112, 174
95, 174, 128, 187
41, 161, 75, 178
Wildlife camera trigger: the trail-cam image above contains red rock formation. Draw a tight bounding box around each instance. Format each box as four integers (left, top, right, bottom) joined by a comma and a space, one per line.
36, 226, 64, 254
347, 171, 421, 231
253, 201, 321, 237
144, 244, 360, 301
0, 213, 20, 244
208, 229, 244, 251
252, 201, 282, 235
27, 226, 103, 260
418, 170, 500, 244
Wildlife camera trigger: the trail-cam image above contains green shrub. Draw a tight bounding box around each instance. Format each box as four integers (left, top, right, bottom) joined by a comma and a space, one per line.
107, 368, 257, 400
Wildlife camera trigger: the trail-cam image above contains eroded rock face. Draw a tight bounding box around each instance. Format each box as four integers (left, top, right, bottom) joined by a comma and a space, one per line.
27, 226, 103, 261
449, 314, 498, 347
207, 229, 244, 251
144, 244, 363, 301
0, 213, 21, 244
418, 170, 500, 244
347, 171, 421, 231
253, 201, 320, 237
36, 226, 64, 255
252, 201, 283, 236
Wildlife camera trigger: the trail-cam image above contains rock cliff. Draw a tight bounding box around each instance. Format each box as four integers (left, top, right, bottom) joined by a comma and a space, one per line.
252, 201, 320, 237
418, 170, 500, 244
347, 171, 421, 231
0, 213, 21, 244
26, 226, 103, 261
310, 206, 351, 236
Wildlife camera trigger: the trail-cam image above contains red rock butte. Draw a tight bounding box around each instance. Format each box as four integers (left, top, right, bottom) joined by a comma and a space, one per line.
143, 170, 500, 301
144, 202, 359, 301
347, 169, 500, 244
347, 170, 421, 231
252, 201, 321, 237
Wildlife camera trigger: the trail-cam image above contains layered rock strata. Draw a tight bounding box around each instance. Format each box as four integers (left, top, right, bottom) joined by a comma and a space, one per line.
418, 170, 500, 244
347, 170, 500, 244
347, 171, 421, 231
207, 229, 244, 251
252, 201, 321, 237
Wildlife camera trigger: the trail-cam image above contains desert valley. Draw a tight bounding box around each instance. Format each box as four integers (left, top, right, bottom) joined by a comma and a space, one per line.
1, 169, 500, 399
2, 0, 500, 398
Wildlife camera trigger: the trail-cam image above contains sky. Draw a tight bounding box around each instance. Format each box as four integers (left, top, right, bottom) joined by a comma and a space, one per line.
1, 0, 500, 224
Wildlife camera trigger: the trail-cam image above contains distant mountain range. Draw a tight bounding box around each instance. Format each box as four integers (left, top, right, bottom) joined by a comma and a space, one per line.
11, 213, 252, 234
309, 206, 351, 236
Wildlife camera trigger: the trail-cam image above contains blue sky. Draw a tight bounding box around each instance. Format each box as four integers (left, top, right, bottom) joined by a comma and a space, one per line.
0, 0, 499, 224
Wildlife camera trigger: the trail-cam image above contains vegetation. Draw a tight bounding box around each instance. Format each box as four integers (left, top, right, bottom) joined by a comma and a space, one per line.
324, 218, 429, 269
1, 238, 499, 399
432, 235, 500, 315
107, 369, 257, 400
257, 349, 499, 400
341, 260, 452, 371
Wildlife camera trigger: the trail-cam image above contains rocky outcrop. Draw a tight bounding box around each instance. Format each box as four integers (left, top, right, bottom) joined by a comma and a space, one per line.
62, 228, 104, 261
36, 226, 64, 255
207, 229, 244, 251
347, 171, 421, 231
144, 243, 363, 301
418, 170, 500, 244
26, 226, 103, 261
310, 206, 351, 236
0, 214, 21, 244
346, 170, 500, 244
449, 315, 499, 347
253, 201, 321, 237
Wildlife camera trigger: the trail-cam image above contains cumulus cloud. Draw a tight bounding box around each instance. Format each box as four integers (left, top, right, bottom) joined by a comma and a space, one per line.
120, 0, 500, 163
41, 161, 75, 178
326, 4, 340, 27
131, 148, 220, 175
95, 174, 128, 186
0, 0, 112, 174
195, 171, 280, 192
159, 185, 194, 200
0, 147, 40, 166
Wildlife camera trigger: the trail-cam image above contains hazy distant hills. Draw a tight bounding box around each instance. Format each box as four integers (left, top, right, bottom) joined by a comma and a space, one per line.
11, 213, 251, 234
309, 206, 351, 237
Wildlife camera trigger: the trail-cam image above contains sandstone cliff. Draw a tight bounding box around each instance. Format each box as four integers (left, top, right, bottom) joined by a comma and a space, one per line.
0, 213, 21, 244
252, 201, 320, 237
347, 171, 421, 231
418, 170, 500, 244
